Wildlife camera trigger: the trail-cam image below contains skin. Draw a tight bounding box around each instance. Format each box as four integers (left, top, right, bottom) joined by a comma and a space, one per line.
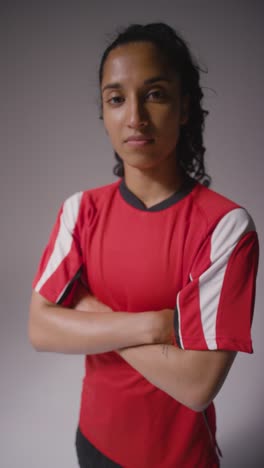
101, 41, 189, 207
29, 41, 236, 412
29, 286, 174, 355
73, 285, 236, 412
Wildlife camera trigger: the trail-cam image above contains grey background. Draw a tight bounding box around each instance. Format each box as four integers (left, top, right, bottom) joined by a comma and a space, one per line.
2, 1, 263, 466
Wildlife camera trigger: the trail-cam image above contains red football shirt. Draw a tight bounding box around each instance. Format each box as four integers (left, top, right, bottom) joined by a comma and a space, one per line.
33, 177, 259, 467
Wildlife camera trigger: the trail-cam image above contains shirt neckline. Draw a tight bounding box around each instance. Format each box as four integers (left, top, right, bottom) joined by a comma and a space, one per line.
118, 176, 197, 212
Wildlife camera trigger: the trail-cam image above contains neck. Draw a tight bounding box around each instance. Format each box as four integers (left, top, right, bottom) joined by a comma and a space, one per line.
123, 157, 185, 209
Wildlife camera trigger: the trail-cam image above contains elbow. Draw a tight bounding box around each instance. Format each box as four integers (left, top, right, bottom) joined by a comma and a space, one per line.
187, 399, 212, 413
28, 327, 41, 351
29, 334, 48, 353
28, 318, 47, 352
28, 295, 52, 352
181, 385, 215, 413
176, 350, 237, 412
187, 355, 237, 412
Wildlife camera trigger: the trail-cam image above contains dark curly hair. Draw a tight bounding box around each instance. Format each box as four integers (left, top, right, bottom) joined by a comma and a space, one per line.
99, 22, 211, 186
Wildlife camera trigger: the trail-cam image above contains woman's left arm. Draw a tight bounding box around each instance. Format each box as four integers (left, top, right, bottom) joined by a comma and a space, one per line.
125, 211, 258, 412
116, 338, 236, 412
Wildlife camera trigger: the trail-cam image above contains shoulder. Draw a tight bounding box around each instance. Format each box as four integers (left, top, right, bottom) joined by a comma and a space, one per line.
61, 179, 121, 227
190, 182, 256, 236
187, 184, 258, 282
63, 179, 120, 207
83, 179, 121, 198
64, 179, 120, 203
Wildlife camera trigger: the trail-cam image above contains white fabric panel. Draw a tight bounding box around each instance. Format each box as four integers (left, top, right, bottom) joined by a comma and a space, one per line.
35, 192, 83, 293
199, 208, 254, 349
176, 293, 184, 349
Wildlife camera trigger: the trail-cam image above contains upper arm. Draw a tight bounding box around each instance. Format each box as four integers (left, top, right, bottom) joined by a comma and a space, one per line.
32, 192, 84, 306
175, 208, 259, 354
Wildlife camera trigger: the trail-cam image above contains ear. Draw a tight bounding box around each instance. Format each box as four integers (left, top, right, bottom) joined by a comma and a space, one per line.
180, 94, 190, 125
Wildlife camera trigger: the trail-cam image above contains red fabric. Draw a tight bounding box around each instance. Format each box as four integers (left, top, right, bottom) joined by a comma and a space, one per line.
216, 232, 258, 351
32, 179, 258, 467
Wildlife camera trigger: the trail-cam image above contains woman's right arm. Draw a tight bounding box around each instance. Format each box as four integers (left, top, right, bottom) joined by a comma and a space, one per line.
28, 290, 174, 355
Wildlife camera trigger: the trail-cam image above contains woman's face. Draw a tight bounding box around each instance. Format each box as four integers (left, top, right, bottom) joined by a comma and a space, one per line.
101, 41, 189, 173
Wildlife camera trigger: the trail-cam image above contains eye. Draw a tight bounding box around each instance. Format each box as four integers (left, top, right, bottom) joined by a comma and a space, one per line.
106, 95, 124, 106
146, 89, 167, 101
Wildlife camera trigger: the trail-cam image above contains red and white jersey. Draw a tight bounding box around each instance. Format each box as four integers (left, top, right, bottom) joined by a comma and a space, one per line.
33, 177, 259, 468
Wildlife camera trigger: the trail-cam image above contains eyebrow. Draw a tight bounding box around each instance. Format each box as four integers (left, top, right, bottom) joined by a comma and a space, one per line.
102, 76, 172, 93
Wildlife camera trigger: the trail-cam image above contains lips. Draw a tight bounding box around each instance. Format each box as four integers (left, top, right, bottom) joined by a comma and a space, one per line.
124, 135, 154, 144
125, 135, 153, 141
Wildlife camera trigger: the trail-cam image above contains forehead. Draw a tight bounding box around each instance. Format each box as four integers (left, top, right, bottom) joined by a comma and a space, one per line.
101, 42, 178, 87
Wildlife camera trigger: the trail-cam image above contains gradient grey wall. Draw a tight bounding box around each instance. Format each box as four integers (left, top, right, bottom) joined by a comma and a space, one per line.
2, 1, 263, 466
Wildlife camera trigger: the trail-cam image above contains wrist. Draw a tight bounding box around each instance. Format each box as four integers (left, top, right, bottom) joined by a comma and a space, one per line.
148, 309, 175, 345
140, 311, 161, 344
140, 311, 162, 345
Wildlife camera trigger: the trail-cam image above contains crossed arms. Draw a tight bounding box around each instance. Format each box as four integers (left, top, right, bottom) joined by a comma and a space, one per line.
29, 284, 236, 412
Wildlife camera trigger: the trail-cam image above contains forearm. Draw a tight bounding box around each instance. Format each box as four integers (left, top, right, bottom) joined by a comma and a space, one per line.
29, 292, 155, 355
118, 344, 236, 411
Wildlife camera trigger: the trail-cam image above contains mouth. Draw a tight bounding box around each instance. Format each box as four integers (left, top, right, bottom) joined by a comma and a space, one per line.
124, 136, 154, 147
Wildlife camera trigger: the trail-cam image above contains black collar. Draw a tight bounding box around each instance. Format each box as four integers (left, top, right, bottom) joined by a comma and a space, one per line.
119, 176, 197, 212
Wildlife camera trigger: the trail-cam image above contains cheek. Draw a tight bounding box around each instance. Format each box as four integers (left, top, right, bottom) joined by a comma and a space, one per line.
154, 103, 181, 125
103, 109, 122, 133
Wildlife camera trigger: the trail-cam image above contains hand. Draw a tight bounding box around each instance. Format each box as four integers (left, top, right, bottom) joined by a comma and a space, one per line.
72, 282, 112, 313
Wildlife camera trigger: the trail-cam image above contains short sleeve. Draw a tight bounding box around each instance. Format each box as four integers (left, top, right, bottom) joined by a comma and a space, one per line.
32, 192, 84, 305
174, 208, 259, 353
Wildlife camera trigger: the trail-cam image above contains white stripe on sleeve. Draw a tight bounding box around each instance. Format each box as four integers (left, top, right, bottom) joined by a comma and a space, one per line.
199, 208, 255, 349
35, 192, 83, 293
176, 293, 184, 349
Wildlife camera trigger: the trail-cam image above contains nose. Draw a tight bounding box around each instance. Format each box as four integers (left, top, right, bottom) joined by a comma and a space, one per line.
127, 97, 149, 129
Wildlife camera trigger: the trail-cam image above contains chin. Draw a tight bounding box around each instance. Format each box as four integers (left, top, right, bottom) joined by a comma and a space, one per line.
124, 159, 166, 173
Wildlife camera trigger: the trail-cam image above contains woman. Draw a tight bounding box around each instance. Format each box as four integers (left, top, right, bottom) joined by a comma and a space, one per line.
29, 23, 259, 468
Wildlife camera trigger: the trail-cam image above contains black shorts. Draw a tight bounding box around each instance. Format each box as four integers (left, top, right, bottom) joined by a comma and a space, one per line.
75, 426, 122, 468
